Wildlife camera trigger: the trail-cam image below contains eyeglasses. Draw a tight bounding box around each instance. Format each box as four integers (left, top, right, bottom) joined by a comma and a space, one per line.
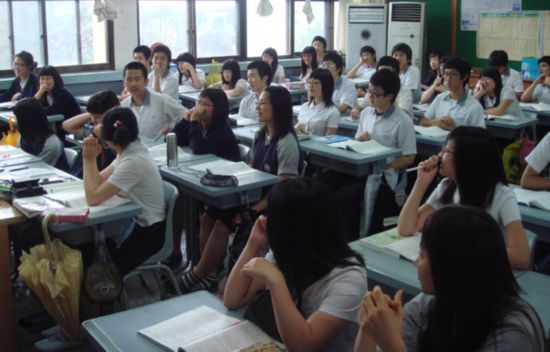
320, 63, 336, 70
197, 100, 214, 107
306, 80, 321, 86
443, 70, 460, 78
367, 89, 386, 97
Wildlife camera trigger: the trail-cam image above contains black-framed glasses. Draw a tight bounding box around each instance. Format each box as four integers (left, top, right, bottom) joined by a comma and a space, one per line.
367, 89, 386, 97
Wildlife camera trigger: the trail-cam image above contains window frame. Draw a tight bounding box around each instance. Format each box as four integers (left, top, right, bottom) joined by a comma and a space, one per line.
0, 0, 114, 77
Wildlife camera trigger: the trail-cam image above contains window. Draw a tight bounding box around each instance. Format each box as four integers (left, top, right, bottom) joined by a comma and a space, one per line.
196, 0, 238, 58
0, 0, 112, 74
294, 1, 326, 53
246, 0, 289, 57
138, 0, 189, 56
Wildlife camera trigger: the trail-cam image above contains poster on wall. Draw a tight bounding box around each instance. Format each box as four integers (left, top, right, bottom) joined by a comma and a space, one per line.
461, 0, 521, 31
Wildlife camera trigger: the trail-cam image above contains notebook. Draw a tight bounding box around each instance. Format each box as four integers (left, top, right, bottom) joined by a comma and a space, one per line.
414, 125, 449, 138
513, 188, 550, 212
359, 227, 421, 262
327, 139, 392, 155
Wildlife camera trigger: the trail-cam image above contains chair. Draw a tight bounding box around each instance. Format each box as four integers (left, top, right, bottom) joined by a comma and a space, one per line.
238, 143, 250, 162
300, 160, 308, 177
525, 229, 538, 269
123, 181, 182, 295
63, 148, 79, 169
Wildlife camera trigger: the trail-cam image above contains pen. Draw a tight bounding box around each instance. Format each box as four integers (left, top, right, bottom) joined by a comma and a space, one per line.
8, 166, 29, 172
406, 166, 419, 173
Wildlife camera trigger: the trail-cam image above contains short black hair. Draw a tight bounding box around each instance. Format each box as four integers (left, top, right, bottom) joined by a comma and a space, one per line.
311, 35, 327, 50
151, 44, 172, 64
538, 56, 550, 66
247, 60, 272, 85
309, 68, 334, 107
488, 50, 509, 68
322, 51, 344, 75
38, 65, 64, 91
221, 59, 242, 88
175, 52, 196, 69
133, 45, 151, 60
360, 45, 376, 60
86, 90, 120, 115
369, 69, 401, 104
444, 57, 471, 87
123, 61, 148, 80
391, 42, 413, 65
376, 56, 400, 75
101, 107, 139, 148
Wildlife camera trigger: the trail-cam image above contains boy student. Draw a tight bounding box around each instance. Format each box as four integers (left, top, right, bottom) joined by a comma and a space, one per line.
311, 35, 327, 64
521, 56, 550, 104
119, 45, 153, 101
120, 61, 187, 141
392, 42, 421, 102
420, 57, 485, 130
322, 51, 357, 114
238, 60, 271, 120
347, 45, 377, 82
489, 50, 524, 99
521, 132, 550, 190
147, 44, 179, 100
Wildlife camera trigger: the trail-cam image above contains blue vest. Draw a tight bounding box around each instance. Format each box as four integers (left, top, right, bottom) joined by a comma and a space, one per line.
252, 131, 302, 175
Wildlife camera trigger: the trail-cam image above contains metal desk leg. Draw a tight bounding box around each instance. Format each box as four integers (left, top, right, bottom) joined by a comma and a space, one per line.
0, 224, 16, 352
182, 195, 201, 270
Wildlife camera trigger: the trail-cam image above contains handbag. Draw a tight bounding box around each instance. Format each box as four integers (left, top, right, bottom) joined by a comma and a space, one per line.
200, 173, 239, 187
0, 116, 20, 147
227, 210, 260, 273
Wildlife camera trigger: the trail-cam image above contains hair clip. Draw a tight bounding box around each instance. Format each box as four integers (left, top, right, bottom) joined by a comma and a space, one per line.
113, 120, 124, 128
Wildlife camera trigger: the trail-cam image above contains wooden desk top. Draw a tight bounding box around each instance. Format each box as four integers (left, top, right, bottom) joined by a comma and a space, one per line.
0, 200, 24, 226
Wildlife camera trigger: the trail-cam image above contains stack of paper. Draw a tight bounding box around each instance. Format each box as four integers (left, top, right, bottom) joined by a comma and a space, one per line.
414, 125, 449, 137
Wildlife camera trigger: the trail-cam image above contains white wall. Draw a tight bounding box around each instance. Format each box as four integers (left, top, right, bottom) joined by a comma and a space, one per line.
113, 0, 139, 70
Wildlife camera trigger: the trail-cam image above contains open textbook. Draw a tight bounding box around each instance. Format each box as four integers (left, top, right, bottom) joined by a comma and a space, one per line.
513, 188, 550, 212
189, 160, 256, 180
328, 139, 392, 155
44, 189, 130, 214
414, 125, 449, 138
485, 114, 518, 121
359, 227, 421, 262
138, 306, 283, 352
519, 102, 550, 112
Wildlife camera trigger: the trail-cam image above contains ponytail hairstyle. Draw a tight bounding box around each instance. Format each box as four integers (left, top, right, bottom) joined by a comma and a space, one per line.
15, 51, 37, 71
101, 107, 139, 149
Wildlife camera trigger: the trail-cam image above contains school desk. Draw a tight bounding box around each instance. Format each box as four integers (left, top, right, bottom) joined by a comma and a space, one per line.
0, 111, 64, 124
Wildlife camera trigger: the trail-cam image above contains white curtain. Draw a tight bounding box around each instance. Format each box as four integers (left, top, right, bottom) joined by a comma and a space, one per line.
336, 0, 386, 52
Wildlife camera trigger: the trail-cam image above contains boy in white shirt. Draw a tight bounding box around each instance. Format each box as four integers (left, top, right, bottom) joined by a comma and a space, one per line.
322, 51, 357, 114
521, 132, 550, 190
489, 50, 524, 100
347, 45, 376, 82
521, 56, 550, 105
238, 61, 271, 120
392, 42, 421, 102
147, 44, 179, 100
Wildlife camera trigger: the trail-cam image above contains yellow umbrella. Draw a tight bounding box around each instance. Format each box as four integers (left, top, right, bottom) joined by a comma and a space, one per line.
18, 213, 83, 340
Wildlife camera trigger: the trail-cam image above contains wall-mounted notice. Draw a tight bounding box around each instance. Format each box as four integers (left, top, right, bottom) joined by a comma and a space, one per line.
461, 0, 521, 31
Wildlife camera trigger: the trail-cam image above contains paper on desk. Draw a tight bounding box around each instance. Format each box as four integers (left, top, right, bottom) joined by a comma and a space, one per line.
189, 160, 255, 177
45, 189, 129, 214
6, 167, 58, 181
486, 114, 518, 121
384, 233, 421, 262
414, 125, 449, 137
148, 144, 191, 163
520, 102, 550, 112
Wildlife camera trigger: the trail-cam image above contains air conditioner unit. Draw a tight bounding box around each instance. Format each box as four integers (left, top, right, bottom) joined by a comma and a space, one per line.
346, 4, 387, 72
387, 2, 426, 74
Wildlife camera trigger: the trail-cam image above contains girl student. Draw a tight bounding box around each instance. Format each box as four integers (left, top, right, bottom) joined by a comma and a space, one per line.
355, 206, 545, 352
209, 59, 249, 98
0, 51, 38, 103
397, 126, 531, 270
224, 177, 367, 352
34, 65, 81, 121
300, 46, 318, 81
168, 88, 241, 271
176, 86, 302, 292
295, 68, 339, 136
82, 107, 166, 276
175, 52, 205, 89
262, 47, 285, 84
473, 67, 525, 118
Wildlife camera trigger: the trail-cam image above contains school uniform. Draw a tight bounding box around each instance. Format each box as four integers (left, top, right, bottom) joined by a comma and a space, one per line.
358, 87, 413, 118
532, 83, 550, 104
179, 68, 206, 89
251, 130, 301, 176
147, 70, 179, 100
400, 65, 421, 101
525, 132, 550, 178
482, 85, 525, 118
272, 64, 285, 83
297, 101, 340, 136
121, 89, 187, 141
231, 78, 249, 98
238, 91, 259, 120
0, 74, 38, 102
300, 67, 313, 81
354, 64, 376, 81
19, 134, 68, 171
41, 88, 81, 119
424, 91, 486, 128
502, 68, 524, 94
332, 76, 357, 111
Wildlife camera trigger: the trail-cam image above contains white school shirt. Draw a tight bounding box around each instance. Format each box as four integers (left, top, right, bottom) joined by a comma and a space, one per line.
238, 91, 259, 120
147, 70, 179, 100
502, 68, 524, 94
179, 68, 206, 89
358, 87, 413, 118
332, 76, 357, 111
297, 101, 340, 136
232, 78, 249, 98
272, 64, 285, 83
426, 180, 521, 236
525, 132, 550, 176
354, 64, 376, 81
533, 84, 550, 104
121, 90, 187, 141
356, 105, 417, 189
482, 85, 525, 118
107, 140, 165, 227
300, 67, 313, 81
424, 91, 486, 128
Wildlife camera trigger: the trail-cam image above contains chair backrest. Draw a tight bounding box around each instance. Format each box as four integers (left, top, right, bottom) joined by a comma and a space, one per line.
238, 143, 250, 162
64, 148, 79, 169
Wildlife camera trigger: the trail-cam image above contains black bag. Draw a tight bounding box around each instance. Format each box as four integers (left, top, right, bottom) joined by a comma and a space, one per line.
227, 210, 260, 273
369, 175, 400, 235
200, 173, 239, 187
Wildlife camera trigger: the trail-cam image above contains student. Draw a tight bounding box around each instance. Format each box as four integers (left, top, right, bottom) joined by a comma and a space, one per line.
82, 107, 166, 276
391, 43, 421, 101
147, 44, 178, 100
296, 68, 339, 136
0, 51, 38, 103
355, 206, 545, 352
172, 88, 241, 287
34, 65, 81, 122
489, 50, 524, 99
420, 57, 485, 130
14, 98, 68, 170
521, 56, 550, 104
318, 69, 416, 240
312, 35, 327, 64
262, 47, 285, 84
420, 55, 449, 104
120, 61, 187, 141
322, 51, 357, 114
521, 132, 550, 190
347, 45, 377, 82
238, 61, 271, 120
224, 177, 367, 352
209, 59, 248, 98
133, 45, 152, 72
300, 46, 318, 81
351, 56, 413, 119
175, 52, 205, 90
473, 67, 525, 117
421, 51, 442, 90
62, 90, 118, 177
398, 126, 530, 269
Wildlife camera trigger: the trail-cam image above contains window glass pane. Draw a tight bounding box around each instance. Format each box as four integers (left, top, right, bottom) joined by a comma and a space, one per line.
79, 0, 108, 65
139, 1, 188, 56
294, 1, 326, 53
0, 1, 11, 70
13, 1, 43, 67
334, 1, 339, 50
46, 1, 78, 66
196, 0, 238, 58
247, 0, 289, 57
